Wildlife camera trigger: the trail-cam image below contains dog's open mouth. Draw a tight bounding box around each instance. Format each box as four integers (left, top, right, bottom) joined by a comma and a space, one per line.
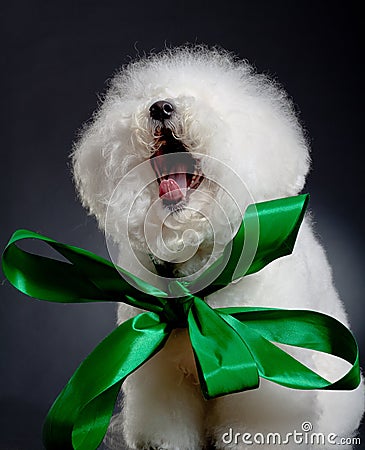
150, 128, 204, 206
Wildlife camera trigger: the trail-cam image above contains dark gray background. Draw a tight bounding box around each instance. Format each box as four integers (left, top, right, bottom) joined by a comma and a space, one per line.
1, 1, 364, 449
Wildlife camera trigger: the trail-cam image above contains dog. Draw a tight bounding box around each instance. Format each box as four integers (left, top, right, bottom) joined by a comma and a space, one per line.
72, 46, 364, 449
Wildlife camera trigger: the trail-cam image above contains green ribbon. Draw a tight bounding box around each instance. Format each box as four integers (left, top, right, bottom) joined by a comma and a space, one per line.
1, 194, 360, 450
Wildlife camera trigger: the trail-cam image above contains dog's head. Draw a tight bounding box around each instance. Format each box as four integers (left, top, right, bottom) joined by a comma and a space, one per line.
72, 46, 310, 276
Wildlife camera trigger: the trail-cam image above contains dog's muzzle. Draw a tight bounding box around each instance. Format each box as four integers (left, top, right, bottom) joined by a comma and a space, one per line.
148, 101, 204, 208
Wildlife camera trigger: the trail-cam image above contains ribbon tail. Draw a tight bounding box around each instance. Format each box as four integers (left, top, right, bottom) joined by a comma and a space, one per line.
187, 297, 259, 399
42, 312, 170, 450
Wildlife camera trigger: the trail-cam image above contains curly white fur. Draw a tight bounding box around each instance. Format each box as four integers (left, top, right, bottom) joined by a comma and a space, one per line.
72, 46, 364, 449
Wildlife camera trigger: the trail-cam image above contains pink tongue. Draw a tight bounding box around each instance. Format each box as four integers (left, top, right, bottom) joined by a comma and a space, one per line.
159, 178, 185, 203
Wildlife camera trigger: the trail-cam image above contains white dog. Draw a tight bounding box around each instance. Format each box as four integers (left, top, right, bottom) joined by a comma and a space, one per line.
72, 46, 364, 449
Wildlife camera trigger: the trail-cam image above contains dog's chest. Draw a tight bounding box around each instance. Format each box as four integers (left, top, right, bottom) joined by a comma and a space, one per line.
163, 328, 199, 383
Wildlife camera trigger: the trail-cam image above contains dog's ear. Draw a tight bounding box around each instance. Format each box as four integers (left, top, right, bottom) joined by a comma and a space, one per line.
272, 117, 311, 196
71, 99, 132, 227
259, 110, 311, 196
260, 85, 311, 196
226, 85, 311, 199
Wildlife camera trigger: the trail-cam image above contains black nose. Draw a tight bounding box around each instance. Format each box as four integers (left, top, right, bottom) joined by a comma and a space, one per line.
149, 100, 174, 121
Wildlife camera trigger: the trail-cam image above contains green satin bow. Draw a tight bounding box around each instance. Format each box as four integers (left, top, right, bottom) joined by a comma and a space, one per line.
1, 194, 360, 450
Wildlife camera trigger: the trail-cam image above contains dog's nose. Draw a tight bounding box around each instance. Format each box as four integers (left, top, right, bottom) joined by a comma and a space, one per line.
149, 101, 174, 121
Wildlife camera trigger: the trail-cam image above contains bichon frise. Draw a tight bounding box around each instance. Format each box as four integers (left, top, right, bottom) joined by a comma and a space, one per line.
72, 46, 364, 449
